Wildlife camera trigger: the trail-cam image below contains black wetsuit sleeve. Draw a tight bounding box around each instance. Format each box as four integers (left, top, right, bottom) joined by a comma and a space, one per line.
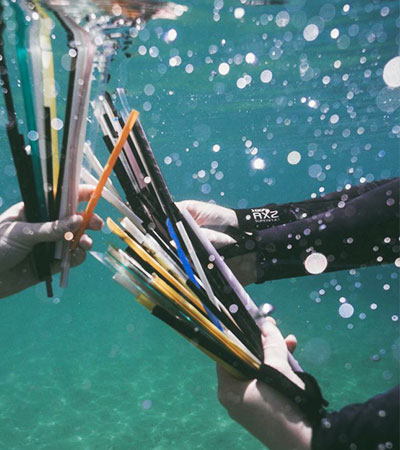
234, 178, 399, 283
312, 385, 400, 450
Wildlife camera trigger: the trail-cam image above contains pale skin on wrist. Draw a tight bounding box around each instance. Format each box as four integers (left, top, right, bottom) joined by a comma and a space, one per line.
219, 373, 312, 450
217, 321, 313, 450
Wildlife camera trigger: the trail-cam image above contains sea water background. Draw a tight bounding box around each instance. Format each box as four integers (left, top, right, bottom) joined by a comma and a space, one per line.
0, 0, 399, 448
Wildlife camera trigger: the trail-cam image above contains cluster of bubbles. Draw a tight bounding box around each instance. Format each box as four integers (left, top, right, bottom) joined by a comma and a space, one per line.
188, 159, 226, 196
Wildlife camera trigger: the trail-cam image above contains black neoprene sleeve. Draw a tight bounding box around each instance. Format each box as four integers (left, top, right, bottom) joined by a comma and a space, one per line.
312, 385, 399, 450
234, 178, 399, 283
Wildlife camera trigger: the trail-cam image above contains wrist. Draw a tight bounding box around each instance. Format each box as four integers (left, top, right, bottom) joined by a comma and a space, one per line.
266, 360, 305, 390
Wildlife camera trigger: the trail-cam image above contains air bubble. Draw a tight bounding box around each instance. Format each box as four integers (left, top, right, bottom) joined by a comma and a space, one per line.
287, 151, 301, 165
260, 70, 273, 84
245, 53, 256, 64
330, 114, 339, 124
276, 11, 290, 27
339, 303, 354, 319
330, 28, 339, 39
51, 118, 63, 131
218, 62, 230, 76
322, 76, 331, 85
236, 77, 247, 89
383, 57, 400, 88
185, 64, 194, 74
27, 130, 39, 141
64, 231, 74, 242
229, 304, 239, 314
234, 8, 245, 19
149, 46, 159, 58
308, 164, 322, 178
303, 24, 319, 42
165, 29, 177, 43
201, 184, 211, 194
251, 158, 265, 170
144, 84, 155, 96
304, 253, 328, 274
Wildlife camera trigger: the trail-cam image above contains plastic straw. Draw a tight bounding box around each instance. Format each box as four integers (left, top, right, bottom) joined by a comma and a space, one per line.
73, 110, 139, 246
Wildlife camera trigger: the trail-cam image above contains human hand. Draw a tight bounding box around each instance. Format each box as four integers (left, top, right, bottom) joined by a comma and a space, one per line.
177, 200, 239, 229
217, 319, 312, 450
176, 200, 257, 285
0, 185, 103, 299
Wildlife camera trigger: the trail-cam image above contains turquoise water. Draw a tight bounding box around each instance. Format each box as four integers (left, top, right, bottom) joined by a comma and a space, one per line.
0, 0, 399, 448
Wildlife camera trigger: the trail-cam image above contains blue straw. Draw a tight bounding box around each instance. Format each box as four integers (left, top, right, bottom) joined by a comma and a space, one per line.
167, 219, 223, 331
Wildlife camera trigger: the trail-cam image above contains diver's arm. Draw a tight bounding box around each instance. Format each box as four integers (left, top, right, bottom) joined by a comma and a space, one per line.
217, 319, 313, 450
235, 178, 397, 231
312, 385, 399, 450
247, 178, 399, 282
218, 320, 399, 450
177, 178, 399, 285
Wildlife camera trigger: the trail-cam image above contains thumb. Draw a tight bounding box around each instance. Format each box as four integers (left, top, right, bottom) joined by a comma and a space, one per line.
15, 215, 83, 246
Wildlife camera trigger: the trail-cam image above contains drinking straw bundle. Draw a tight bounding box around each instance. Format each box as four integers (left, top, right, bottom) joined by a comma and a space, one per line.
83, 90, 302, 380
0, 1, 58, 295
0, 0, 186, 295
0, 0, 96, 293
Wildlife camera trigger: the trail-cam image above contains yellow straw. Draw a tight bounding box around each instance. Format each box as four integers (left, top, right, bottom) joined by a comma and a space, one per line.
34, 1, 60, 193
151, 274, 260, 370
107, 217, 205, 313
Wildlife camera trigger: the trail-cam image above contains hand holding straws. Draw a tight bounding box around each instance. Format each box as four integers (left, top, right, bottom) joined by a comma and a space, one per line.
0, 2, 54, 295
84, 91, 327, 422
1, 0, 189, 296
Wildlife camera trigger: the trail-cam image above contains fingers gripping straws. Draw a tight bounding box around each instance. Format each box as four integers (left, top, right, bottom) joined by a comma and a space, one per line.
85, 92, 327, 423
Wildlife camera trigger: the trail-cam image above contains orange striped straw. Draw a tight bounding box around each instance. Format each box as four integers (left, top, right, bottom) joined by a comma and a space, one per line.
73, 109, 139, 248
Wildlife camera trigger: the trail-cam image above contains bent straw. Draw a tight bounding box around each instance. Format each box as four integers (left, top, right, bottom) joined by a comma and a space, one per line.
73, 110, 139, 247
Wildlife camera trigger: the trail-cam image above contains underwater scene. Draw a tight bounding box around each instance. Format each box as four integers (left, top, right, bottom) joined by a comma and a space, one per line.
0, 0, 399, 449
